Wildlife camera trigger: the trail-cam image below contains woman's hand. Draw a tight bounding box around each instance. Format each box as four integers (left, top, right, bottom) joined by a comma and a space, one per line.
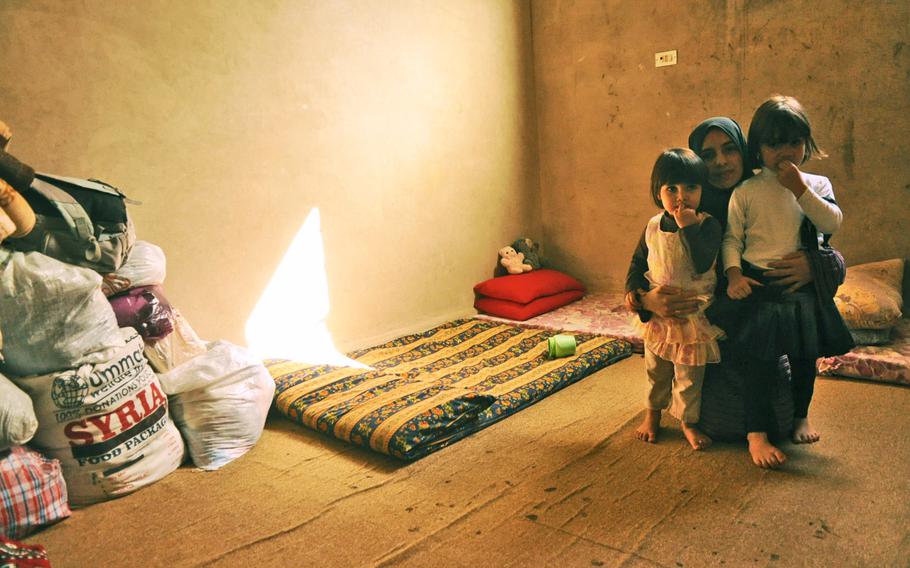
764, 251, 813, 293
640, 285, 700, 318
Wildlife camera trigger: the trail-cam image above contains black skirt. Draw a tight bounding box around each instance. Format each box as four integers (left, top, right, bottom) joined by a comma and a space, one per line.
715, 264, 855, 361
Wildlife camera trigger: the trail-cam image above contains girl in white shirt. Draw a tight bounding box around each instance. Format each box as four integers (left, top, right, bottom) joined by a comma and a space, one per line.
722, 95, 854, 467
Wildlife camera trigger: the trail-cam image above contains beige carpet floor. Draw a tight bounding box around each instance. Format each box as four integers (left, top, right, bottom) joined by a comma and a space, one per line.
25, 355, 910, 567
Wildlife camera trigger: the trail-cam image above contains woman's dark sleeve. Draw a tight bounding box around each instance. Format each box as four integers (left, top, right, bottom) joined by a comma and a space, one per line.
0, 150, 35, 192
625, 227, 650, 293
680, 216, 722, 274
808, 247, 846, 299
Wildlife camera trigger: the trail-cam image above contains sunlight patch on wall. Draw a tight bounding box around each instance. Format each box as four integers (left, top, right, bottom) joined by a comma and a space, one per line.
245, 207, 367, 368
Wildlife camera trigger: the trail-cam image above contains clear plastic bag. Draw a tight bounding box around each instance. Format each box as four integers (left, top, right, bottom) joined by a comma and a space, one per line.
157, 341, 275, 471
143, 309, 207, 373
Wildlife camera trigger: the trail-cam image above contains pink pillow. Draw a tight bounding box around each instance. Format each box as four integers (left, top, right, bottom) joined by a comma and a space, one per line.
474, 289, 585, 321
473, 269, 585, 304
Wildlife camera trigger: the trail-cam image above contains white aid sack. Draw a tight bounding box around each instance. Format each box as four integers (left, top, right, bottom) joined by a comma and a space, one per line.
0, 373, 38, 450
12, 328, 185, 507
0, 249, 125, 377
158, 341, 275, 471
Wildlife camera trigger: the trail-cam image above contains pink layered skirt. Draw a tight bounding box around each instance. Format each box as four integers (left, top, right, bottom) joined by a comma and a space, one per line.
639, 314, 724, 366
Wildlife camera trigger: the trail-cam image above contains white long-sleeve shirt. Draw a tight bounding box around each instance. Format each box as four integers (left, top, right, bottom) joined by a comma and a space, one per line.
722, 167, 842, 271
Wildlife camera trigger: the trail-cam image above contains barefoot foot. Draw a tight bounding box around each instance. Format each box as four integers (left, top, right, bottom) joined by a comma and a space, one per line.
747, 432, 787, 469
635, 410, 661, 443
792, 418, 820, 444
682, 424, 713, 451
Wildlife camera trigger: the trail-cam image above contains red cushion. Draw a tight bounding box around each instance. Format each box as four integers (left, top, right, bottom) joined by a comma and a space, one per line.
474, 289, 585, 321
473, 269, 585, 304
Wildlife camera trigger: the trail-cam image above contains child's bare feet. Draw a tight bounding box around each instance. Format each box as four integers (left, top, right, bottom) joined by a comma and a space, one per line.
792, 418, 820, 444
682, 424, 712, 451
635, 409, 661, 443
747, 432, 787, 469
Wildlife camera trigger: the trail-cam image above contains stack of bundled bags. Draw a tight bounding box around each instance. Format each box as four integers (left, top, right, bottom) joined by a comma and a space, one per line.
0, 141, 275, 545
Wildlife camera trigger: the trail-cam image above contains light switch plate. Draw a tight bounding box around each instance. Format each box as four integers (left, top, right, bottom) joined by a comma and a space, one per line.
655, 50, 678, 67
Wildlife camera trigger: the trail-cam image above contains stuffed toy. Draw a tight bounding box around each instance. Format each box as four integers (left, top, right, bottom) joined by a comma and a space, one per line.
511, 237, 541, 270
499, 245, 533, 275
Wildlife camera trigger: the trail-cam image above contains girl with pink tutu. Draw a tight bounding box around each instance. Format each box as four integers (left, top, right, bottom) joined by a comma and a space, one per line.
624, 148, 725, 450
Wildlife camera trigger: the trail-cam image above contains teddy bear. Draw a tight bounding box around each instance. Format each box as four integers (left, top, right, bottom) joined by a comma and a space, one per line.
499, 245, 533, 275
511, 237, 541, 270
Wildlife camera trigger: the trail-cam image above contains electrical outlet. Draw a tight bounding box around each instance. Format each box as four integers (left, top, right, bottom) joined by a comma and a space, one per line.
655, 50, 677, 67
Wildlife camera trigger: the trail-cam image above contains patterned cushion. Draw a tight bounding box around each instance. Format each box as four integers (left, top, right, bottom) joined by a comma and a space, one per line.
817, 318, 910, 385
835, 259, 904, 330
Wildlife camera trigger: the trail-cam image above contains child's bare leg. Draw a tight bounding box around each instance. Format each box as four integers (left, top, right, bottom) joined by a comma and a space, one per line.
636, 409, 661, 443
790, 359, 820, 444
792, 417, 820, 444
672, 363, 710, 450
640, 349, 673, 444
682, 423, 712, 450
747, 431, 787, 468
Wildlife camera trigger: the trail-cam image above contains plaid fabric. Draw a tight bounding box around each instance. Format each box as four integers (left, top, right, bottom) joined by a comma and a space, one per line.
0, 447, 69, 540
0, 536, 51, 567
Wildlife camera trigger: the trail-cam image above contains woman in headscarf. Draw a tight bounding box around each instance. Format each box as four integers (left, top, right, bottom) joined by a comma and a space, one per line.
626, 116, 846, 468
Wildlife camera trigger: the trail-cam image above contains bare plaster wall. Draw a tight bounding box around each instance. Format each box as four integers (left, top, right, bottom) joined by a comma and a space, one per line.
0, 1, 540, 350
531, 0, 910, 293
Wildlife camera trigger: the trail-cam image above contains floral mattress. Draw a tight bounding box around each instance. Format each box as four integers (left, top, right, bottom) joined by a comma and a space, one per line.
475, 292, 644, 354
817, 318, 910, 385
267, 318, 632, 459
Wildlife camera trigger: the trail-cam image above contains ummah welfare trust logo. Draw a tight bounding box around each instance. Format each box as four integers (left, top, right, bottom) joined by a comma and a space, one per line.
51, 373, 89, 409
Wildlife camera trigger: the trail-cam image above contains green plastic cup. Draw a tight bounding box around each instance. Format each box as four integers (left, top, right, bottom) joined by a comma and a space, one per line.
547, 334, 576, 358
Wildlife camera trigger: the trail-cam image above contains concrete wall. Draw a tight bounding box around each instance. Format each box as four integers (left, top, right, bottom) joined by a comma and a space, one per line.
3, 0, 906, 356
532, 0, 910, 292
0, 1, 540, 353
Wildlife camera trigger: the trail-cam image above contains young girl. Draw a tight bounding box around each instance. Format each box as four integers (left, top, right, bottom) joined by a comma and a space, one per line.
626, 148, 725, 450
722, 95, 854, 467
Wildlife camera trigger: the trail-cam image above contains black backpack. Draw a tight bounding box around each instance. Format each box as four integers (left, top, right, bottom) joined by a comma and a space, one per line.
5, 173, 136, 273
